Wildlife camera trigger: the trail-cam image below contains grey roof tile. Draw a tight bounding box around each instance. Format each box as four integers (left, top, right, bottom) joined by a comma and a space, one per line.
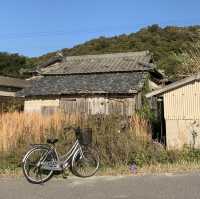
17, 72, 148, 97
0, 76, 30, 88
38, 51, 152, 75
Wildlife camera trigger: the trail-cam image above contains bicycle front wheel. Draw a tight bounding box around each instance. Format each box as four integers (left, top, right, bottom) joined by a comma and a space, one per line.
22, 147, 54, 184
71, 147, 99, 178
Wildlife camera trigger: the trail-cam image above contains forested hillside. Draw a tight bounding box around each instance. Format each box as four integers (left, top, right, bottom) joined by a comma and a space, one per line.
0, 53, 32, 77
1, 25, 200, 79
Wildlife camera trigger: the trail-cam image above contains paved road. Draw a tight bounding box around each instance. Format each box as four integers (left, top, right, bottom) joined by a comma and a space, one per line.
0, 173, 200, 199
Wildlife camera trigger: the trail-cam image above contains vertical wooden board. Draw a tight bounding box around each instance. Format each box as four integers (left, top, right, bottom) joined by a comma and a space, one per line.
60, 98, 77, 113
135, 92, 142, 110
60, 96, 136, 115
127, 97, 136, 116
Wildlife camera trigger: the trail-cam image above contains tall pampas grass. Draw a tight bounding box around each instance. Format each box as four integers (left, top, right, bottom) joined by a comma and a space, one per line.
0, 112, 151, 167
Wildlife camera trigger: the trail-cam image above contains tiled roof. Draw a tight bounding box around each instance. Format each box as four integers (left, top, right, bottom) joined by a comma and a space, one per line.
17, 72, 148, 97
0, 76, 30, 88
38, 51, 152, 75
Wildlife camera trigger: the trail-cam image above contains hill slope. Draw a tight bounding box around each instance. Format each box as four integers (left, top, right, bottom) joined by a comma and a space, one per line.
1, 25, 200, 79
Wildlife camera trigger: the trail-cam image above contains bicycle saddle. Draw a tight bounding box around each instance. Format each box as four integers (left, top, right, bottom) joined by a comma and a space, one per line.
47, 138, 59, 144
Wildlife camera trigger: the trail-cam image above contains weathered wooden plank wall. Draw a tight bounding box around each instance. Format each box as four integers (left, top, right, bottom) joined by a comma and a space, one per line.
60, 97, 136, 115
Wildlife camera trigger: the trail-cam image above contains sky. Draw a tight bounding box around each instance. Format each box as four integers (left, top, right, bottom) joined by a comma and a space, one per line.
0, 0, 200, 57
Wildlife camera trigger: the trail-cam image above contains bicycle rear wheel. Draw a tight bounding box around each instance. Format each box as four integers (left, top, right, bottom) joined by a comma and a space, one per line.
71, 147, 99, 178
22, 147, 54, 184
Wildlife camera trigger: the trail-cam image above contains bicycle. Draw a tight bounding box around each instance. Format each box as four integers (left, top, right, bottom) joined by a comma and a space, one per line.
22, 127, 100, 184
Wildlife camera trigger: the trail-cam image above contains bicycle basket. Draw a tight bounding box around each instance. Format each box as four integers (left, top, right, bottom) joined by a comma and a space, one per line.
76, 128, 92, 145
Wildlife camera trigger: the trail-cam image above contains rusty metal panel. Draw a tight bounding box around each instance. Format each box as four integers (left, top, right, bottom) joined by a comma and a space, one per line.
164, 80, 200, 120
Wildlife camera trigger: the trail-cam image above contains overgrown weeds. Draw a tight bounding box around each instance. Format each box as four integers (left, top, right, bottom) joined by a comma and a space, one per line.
0, 112, 200, 175
0, 112, 150, 169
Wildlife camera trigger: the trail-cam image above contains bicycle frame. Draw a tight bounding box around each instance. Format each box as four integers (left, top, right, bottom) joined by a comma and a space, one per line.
60, 139, 83, 169
39, 139, 83, 171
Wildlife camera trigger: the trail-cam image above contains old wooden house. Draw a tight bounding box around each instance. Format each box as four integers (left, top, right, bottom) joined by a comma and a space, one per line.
18, 51, 164, 115
0, 76, 30, 111
146, 73, 200, 149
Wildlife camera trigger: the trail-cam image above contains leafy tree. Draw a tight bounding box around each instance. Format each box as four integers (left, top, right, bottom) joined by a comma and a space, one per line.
0, 53, 34, 77
1, 25, 200, 79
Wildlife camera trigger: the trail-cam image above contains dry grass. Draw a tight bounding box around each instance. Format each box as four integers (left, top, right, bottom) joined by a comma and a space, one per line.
1, 112, 200, 177
1, 162, 200, 178
97, 162, 200, 176
130, 114, 151, 140
0, 112, 88, 152
0, 112, 151, 168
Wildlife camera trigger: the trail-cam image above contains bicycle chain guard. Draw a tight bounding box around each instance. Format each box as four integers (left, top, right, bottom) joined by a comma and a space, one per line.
40, 161, 63, 171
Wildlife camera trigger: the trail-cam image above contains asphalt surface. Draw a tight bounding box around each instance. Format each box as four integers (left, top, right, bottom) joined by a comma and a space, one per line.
0, 173, 200, 199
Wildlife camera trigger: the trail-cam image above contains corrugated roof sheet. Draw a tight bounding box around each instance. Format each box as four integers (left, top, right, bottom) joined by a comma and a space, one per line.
146, 73, 200, 98
17, 72, 148, 97
38, 51, 152, 75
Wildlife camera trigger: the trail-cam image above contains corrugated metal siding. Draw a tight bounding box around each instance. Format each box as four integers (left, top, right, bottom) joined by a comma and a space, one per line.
164, 80, 200, 119
165, 119, 200, 149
